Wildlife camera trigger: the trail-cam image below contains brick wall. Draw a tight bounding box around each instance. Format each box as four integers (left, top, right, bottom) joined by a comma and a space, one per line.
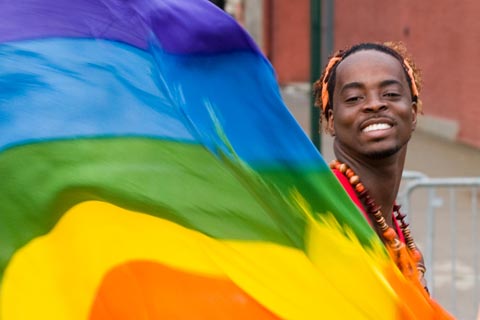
264, 0, 310, 84
267, 0, 480, 148
334, 0, 480, 148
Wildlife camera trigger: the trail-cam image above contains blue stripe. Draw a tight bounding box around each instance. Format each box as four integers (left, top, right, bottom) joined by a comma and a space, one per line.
0, 39, 196, 149
150, 46, 323, 167
1, 37, 323, 168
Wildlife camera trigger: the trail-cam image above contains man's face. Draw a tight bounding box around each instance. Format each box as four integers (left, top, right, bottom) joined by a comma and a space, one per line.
327, 50, 417, 159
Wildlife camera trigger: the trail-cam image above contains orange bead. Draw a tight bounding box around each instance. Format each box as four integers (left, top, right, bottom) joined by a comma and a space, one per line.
410, 249, 422, 262
355, 183, 365, 193
329, 160, 338, 169
345, 168, 354, 178
330, 160, 340, 170
383, 228, 397, 241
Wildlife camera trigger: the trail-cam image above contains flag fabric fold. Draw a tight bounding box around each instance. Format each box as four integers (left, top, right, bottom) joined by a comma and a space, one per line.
0, 0, 452, 319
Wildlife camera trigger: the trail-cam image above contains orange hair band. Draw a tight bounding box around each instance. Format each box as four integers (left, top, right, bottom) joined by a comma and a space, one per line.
403, 59, 419, 98
321, 56, 342, 111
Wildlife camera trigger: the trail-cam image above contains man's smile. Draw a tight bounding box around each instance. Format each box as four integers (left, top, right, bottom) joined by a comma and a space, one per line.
362, 122, 392, 133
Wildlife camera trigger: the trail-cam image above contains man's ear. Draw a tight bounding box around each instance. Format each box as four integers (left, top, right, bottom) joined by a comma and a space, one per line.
326, 108, 335, 136
411, 102, 418, 131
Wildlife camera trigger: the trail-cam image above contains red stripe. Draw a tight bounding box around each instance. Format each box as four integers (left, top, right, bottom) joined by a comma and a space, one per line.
89, 260, 279, 319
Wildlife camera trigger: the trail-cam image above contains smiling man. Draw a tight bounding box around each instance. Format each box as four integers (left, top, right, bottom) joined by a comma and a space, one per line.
313, 42, 428, 292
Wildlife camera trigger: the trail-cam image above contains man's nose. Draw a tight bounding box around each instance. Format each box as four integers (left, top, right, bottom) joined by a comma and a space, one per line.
364, 95, 387, 112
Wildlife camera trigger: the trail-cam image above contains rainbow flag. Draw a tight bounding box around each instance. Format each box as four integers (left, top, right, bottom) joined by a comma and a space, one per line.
0, 0, 452, 319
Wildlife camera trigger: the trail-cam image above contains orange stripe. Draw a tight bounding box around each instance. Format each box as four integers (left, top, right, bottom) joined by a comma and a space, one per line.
384, 266, 454, 320
89, 260, 279, 319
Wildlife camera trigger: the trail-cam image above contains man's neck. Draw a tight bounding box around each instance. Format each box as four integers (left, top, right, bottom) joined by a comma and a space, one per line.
334, 144, 407, 227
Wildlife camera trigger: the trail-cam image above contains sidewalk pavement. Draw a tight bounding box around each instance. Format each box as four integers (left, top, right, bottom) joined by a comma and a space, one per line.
280, 83, 480, 178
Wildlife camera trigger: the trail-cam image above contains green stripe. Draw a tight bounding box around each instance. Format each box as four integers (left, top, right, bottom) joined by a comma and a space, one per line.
0, 138, 306, 279
259, 167, 376, 245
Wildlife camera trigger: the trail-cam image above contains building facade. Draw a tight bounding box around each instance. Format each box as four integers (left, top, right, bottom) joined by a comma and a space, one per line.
239, 0, 480, 149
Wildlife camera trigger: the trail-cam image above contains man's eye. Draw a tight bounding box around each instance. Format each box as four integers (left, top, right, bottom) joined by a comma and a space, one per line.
384, 92, 400, 98
345, 96, 361, 102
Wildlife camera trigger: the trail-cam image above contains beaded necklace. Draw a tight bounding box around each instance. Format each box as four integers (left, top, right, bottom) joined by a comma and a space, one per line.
329, 160, 426, 280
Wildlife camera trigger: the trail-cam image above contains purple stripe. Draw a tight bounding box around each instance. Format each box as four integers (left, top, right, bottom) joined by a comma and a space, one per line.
0, 0, 258, 54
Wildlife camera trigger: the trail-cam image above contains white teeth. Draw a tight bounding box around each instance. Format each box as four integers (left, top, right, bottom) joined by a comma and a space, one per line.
363, 123, 391, 132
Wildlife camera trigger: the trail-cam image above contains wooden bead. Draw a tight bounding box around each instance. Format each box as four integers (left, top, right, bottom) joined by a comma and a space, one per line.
338, 163, 348, 173
416, 263, 426, 274
370, 206, 381, 214
387, 238, 402, 251
407, 242, 417, 251
372, 211, 383, 219
395, 212, 406, 220
349, 175, 360, 185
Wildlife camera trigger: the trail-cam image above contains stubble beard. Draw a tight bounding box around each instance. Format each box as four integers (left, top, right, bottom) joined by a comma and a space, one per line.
364, 136, 410, 160
365, 145, 402, 159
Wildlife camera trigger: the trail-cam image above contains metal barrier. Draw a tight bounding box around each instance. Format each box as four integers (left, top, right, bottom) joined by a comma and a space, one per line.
397, 172, 480, 320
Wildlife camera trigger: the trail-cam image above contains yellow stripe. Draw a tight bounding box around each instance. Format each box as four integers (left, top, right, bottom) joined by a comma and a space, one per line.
307, 212, 398, 319
1, 200, 398, 319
